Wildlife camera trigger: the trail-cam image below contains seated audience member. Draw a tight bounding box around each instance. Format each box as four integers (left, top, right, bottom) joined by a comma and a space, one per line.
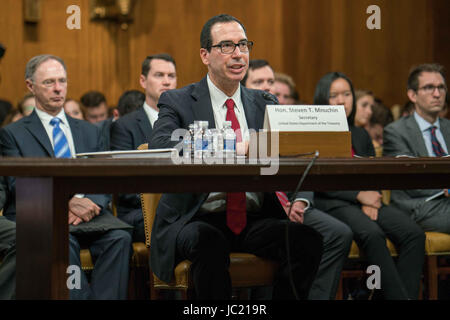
116, 90, 145, 118
80, 91, 109, 124
0, 54, 132, 299
2, 93, 36, 126
243, 60, 352, 300
0, 176, 15, 300
0, 100, 12, 126
64, 99, 84, 120
110, 54, 177, 242
366, 99, 394, 155
273, 72, 298, 105
354, 90, 374, 129
383, 63, 450, 234
401, 100, 415, 117
148, 13, 323, 300
241, 59, 274, 92
313, 71, 425, 300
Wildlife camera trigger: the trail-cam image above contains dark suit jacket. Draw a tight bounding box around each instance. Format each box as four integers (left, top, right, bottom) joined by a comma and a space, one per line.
315, 125, 375, 212
383, 114, 450, 211
148, 77, 287, 283
0, 110, 131, 233
110, 106, 152, 151
110, 106, 153, 213
95, 117, 113, 150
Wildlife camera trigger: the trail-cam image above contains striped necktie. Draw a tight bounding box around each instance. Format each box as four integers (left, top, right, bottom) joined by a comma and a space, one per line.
50, 117, 72, 158
429, 126, 447, 157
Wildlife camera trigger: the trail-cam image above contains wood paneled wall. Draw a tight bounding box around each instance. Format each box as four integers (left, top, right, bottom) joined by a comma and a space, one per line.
0, 0, 448, 110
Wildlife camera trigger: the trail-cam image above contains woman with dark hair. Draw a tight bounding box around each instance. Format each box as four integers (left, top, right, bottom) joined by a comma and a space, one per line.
313, 72, 425, 300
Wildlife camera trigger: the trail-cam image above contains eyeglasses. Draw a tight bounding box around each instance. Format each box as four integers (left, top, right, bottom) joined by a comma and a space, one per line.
210, 40, 254, 54
417, 84, 447, 94
41, 78, 67, 88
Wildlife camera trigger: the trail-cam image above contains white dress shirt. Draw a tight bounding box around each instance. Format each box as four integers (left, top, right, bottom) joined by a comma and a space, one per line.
35, 107, 76, 157
35, 107, 84, 198
143, 102, 159, 128
413, 111, 449, 156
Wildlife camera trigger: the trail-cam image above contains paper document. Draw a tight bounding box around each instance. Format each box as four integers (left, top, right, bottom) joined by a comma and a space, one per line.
425, 190, 445, 202
76, 148, 178, 159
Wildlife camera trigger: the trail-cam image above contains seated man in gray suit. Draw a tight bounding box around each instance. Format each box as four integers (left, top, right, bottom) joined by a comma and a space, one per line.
383, 63, 450, 233
0, 54, 133, 299
0, 176, 15, 300
110, 54, 177, 242
243, 59, 352, 300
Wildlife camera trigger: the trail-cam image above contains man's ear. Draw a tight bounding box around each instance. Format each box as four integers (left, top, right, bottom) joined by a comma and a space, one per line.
407, 89, 417, 104
25, 79, 34, 94
200, 48, 209, 66
139, 74, 147, 89
113, 108, 120, 120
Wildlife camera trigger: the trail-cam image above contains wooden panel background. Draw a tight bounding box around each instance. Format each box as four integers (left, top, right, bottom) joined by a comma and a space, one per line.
0, 0, 448, 111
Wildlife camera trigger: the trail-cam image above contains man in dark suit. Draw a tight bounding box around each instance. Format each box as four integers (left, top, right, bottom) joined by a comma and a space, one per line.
0, 54, 132, 299
148, 14, 323, 300
384, 63, 450, 233
0, 176, 15, 300
110, 54, 177, 242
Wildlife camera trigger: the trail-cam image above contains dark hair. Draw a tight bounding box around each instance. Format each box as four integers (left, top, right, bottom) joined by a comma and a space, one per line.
200, 14, 246, 51
80, 91, 107, 109
407, 63, 446, 91
313, 72, 356, 126
117, 90, 145, 116
241, 59, 271, 87
0, 43, 5, 60
141, 53, 176, 77
369, 98, 393, 127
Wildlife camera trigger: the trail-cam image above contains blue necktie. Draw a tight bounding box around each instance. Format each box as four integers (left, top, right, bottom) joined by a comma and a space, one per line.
429, 126, 447, 157
50, 117, 72, 158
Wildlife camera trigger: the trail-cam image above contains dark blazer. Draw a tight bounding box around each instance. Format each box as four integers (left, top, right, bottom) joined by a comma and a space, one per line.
110, 106, 153, 213
148, 77, 287, 283
315, 125, 375, 212
383, 114, 450, 211
0, 110, 130, 233
110, 106, 152, 151
95, 117, 114, 150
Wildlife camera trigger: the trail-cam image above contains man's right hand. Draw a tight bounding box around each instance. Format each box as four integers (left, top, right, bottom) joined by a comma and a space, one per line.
356, 191, 382, 209
69, 211, 83, 225
68, 197, 101, 223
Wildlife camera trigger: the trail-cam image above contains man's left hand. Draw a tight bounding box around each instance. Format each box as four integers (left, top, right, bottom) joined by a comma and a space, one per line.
283, 201, 306, 224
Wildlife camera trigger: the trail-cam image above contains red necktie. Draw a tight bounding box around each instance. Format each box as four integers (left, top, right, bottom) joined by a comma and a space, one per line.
225, 98, 246, 234
276, 191, 290, 214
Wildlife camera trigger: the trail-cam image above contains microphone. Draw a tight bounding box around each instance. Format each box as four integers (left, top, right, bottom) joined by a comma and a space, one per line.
262, 91, 278, 105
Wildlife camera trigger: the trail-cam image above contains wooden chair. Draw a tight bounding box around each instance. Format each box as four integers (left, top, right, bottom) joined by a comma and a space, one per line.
423, 232, 450, 299
137, 144, 278, 299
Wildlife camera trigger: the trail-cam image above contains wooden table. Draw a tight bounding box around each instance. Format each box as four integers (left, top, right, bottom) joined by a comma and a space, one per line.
1, 156, 449, 299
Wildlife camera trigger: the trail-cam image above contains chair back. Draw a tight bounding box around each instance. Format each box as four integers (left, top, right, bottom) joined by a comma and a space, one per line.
137, 143, 162, 248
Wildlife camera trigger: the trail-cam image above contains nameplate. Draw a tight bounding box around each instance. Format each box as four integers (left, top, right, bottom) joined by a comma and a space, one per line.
263, 105, 349, 132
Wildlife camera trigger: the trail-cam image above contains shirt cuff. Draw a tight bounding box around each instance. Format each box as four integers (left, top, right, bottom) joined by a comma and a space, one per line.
74, 194, 85, 198
293, 198, 310, 211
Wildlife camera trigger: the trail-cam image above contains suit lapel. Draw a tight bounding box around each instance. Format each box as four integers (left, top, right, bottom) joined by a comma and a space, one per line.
406, 115, 429, 156
191, 77, 216, 128
440, 118, 450, 152
241, 87, 257, 130
23, 111, 54, 157
136, 107, 153, 141
67, 116, 83, 154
